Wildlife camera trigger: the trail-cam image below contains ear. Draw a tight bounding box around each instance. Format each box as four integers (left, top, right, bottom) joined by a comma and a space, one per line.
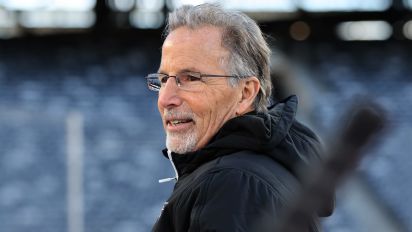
236, 76, 260, 115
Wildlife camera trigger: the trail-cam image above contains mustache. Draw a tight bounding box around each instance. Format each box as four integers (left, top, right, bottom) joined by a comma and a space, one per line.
163, 109, 195, 119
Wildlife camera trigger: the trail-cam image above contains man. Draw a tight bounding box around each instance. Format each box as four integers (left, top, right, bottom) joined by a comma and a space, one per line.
146, 3, 332, 231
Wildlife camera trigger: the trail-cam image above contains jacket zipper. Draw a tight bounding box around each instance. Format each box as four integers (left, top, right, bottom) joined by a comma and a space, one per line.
158, 150, 179, 183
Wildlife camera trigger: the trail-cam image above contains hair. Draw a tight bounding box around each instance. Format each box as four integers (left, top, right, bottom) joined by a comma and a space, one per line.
164, 3, 272, 113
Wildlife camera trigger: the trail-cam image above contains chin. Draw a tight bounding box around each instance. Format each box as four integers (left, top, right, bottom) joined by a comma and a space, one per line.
166, 133, 197, 154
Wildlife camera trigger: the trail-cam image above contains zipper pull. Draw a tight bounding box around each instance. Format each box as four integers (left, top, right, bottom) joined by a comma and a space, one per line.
158, 177, 177, 183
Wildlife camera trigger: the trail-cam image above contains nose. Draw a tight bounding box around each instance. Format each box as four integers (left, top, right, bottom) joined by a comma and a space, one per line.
158, 77, 183, 109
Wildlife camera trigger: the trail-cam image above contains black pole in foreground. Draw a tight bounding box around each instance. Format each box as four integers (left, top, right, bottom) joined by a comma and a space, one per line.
263, 100, 390, 232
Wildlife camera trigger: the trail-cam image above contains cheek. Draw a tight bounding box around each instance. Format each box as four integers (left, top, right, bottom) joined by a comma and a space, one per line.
185, 94, 217, 130
200, 91, 238, 124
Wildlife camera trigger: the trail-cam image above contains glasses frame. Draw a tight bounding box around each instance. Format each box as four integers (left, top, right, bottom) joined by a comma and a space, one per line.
145, 71, 244, 92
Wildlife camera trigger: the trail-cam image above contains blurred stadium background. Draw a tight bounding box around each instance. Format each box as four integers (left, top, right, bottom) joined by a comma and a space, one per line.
0, 0, 411, 231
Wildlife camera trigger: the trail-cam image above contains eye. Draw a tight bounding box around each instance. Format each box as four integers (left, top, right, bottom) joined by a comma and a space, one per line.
159, 74, 169, 83
181, 72, 201, 82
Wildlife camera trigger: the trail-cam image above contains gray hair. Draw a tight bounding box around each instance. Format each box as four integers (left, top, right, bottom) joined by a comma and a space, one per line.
165, 3, 272, 113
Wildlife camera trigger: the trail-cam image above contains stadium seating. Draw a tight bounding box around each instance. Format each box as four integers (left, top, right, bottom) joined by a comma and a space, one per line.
0, 37, 410, 232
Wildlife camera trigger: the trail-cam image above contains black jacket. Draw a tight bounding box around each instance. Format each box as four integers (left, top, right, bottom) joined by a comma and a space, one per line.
152, 96, 331, 232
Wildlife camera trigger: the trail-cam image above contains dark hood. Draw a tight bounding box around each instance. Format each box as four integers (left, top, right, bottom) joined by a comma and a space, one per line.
163, 95, 323, 179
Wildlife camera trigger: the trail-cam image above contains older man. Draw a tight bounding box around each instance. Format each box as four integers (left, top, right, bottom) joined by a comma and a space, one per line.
146, 3, 330, 232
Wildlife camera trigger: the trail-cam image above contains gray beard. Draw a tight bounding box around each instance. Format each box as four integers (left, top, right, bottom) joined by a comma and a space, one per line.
166, 128, 197, 154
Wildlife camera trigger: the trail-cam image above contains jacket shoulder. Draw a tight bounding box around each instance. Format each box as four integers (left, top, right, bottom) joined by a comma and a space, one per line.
187, 152, 301, 231
210, 151, 301, 192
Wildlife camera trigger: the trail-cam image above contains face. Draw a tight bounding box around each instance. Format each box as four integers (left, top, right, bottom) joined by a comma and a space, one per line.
158, 26, 243, 154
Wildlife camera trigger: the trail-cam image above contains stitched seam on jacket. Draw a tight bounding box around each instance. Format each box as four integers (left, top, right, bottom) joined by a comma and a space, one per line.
207, 167, 287, 200
290, 128, 321, 161
191, 173, 215, 231
290, 126, 314, 145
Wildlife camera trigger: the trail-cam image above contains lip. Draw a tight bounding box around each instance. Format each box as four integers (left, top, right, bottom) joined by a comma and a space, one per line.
166, 119, 194, 133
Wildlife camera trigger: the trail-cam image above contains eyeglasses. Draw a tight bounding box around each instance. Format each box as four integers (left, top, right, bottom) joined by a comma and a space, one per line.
145, 71, 241, 92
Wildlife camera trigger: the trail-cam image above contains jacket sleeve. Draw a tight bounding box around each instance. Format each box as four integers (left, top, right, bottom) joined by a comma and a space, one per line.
188, 168, 284, 232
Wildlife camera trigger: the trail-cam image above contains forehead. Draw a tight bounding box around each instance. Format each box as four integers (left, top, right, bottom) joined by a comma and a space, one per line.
160, 26, 228, 73
163, 25, 223, 48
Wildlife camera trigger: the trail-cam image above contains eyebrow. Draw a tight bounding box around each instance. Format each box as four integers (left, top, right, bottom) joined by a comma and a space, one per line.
157, 67, 201, 74
180, 68, 200, 73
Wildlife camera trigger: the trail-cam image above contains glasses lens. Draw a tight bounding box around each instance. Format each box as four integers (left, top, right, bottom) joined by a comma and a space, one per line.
146, 74, 161, 91
177, 72, 202, 90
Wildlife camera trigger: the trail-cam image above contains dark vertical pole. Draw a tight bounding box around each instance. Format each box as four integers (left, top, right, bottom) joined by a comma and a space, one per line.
93, 0, 112, 35
392, 0, 405, 10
